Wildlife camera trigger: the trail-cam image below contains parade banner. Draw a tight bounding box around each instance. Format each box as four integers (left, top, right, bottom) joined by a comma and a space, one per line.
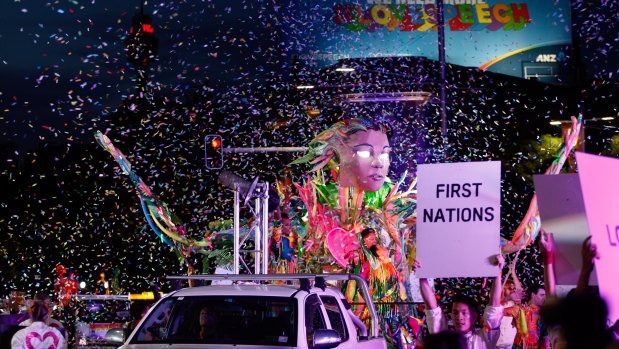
533, 173, 596, 285
282, 0, 572, 79
416, 161, 501, 278
576, 152, 619, 323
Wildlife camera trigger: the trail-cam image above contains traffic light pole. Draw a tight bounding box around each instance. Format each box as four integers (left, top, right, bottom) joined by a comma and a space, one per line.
224, 147, 308, 154
206, 133, 308, 169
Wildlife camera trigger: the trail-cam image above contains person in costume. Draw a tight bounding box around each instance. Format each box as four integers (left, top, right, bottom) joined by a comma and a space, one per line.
497, 263, 523, 349
291, 117, 414, 274
95, 272, 110, 295
346, 227, 403, 322
53, 265, 68, 300
505, 284, 549, 349
291, 118, 417, 348
66, 270, 79, 296
53, 265, 76, 308
504, 230, 556, 349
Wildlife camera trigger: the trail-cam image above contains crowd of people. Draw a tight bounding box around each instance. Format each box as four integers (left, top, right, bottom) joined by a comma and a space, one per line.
417, 232, 618, 349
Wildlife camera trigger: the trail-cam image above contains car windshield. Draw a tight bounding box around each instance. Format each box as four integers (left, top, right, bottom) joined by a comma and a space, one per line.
132, 295, 297, 346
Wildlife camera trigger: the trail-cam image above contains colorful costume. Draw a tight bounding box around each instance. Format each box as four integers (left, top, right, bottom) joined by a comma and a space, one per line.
288, 169, 416, 348
504, 303, 550, 349
288, 119, 418, 348
292, 175, 415, 299
53, 265, 76, 307
19, 318, 66, 338
497, 300, 517, 349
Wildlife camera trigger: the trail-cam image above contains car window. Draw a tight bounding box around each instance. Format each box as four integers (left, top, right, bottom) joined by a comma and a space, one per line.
305, 294, 326, 344
320, 295, 349, 341
132, 296, 297, 346
135, 298, 174, 342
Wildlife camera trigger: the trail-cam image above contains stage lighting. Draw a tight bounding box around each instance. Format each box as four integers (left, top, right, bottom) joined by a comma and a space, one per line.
218, 170, 280, 211
218, 171, 261, 205
205, 134, 224, 170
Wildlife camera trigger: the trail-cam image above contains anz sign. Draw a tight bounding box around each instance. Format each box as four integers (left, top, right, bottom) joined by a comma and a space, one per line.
535, 52, 566, 63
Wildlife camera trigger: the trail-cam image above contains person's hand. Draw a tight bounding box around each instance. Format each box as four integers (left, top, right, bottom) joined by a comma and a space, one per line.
508, 259, 517, 273
610, 319, 619, 336
412, 259, 422, 271
539, 228, 555, 253
492, 253, 505, 270
581, 236, 599, 274
376, 246, 389, 259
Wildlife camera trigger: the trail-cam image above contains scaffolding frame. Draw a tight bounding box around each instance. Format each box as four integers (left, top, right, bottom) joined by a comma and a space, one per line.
231, 181, 270, 274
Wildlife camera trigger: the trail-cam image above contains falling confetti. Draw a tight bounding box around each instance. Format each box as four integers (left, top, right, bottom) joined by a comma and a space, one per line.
0, 2, 617, 346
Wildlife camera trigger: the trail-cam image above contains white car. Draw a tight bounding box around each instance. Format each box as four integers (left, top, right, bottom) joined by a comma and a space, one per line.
120, 274, 387, 349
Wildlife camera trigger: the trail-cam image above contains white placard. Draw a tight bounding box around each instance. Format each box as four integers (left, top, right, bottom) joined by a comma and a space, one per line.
533, 173, 595, 286
416, 161, 501, 278
576, 152, 619, 323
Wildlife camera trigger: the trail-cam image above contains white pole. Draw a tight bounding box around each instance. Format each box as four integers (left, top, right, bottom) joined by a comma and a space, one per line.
233, 189, 240, 274
262, 182, 270, 274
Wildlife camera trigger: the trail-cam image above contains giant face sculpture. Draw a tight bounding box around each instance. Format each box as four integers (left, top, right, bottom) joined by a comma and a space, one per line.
337, 129, 391, 192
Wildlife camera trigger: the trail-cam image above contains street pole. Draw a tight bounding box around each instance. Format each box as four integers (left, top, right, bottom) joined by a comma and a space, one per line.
436, 0, 447, 157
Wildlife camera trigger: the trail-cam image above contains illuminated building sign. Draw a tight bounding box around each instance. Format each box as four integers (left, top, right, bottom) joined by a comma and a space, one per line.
282, 0, 572, 81
333, 3, 531, 32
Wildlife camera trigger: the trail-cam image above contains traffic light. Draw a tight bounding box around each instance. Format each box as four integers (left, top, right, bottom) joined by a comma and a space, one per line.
205, 135, 224, 170
125, 12, 159, 68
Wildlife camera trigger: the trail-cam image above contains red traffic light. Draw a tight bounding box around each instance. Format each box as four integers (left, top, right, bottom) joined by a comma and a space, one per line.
205, 135, 223, 170
125, 12, 159, 67
142, 23, 154, 34
211, 138, 221, 149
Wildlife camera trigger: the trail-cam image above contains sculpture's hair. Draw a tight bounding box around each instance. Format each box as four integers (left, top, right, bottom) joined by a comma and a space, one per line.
291, 118, 392, 172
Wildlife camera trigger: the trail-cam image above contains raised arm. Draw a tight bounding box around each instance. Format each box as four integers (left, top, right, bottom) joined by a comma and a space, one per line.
538, 229, 557, 298
414, 259, 448, 334
508, 259, 523, 295
576, 236, 599, 295
483, 253, 506, 347
489, 253, 505, 307
414, 259, 438, 310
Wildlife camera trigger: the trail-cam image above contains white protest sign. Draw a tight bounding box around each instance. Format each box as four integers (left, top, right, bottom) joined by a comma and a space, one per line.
576, 152, 619, 323
416, 161, 501, 278
533, 173, 596, 285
